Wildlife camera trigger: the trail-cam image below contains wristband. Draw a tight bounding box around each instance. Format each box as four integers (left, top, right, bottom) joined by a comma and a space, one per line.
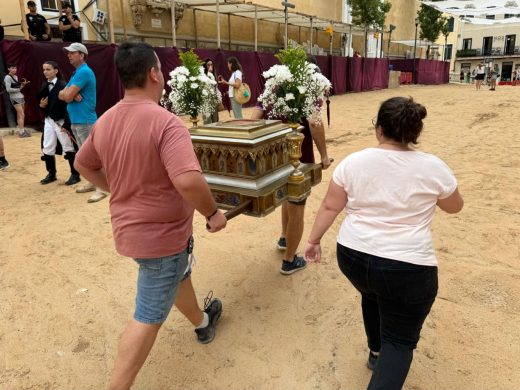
205, 208, 218, 220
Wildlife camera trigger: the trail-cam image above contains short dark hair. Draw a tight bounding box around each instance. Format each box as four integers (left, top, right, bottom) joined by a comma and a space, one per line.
376, 97, 427, 145
27, 1, 36, 6
115, 42, 158, 89
7, 63, 17, 69
227, 57, 241, 72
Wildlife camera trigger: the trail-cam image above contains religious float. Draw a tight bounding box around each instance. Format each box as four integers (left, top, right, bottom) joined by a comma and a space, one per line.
162, 46, 331, 219
189, 119, 322, 218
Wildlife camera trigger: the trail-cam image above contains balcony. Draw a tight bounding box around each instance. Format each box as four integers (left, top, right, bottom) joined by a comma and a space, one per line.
457, 47, 520, 58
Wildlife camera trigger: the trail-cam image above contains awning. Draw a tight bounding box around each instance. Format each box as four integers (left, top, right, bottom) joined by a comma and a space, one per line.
176, 0, 367, 36
461, 16, 520, 24
391, 39, 437, 47
421, 0, 520, 16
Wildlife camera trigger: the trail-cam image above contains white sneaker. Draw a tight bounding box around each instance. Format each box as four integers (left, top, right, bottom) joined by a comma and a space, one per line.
87, 191, 107, 203
76, 182, 96, 193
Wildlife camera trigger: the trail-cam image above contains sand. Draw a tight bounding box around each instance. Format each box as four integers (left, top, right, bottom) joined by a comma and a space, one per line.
1, 83, 519, 390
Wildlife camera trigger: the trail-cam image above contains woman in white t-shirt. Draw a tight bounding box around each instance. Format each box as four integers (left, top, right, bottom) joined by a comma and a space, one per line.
304, 97, 463, 390
475, 63, 485, 90
218, 56, 243, 119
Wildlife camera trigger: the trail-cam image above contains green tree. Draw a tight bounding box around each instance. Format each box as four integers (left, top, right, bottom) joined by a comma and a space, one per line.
349, 0, 392, 57
440, 18, 451, 61
417, 4, 448, 59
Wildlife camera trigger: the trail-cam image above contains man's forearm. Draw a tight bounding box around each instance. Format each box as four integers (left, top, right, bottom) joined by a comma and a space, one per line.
309, 119, 329, 161
173, 171, 217, 217
59, 87, 76, 103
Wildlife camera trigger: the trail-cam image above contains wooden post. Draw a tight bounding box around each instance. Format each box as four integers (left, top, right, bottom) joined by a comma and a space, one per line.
18, 0, 29, 40
171, 0, 176, 47
193, 9, 198, 47
254, 4, 257, 51
228, 13, 231, 50
106, 0, 115, 43
309, 17, 313, 53
348, 24, 352, 57
119, 0, 127, 41
216, 0, 221, 49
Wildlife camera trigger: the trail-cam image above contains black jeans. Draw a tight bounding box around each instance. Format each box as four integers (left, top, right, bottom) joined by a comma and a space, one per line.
337, 244, 438, 390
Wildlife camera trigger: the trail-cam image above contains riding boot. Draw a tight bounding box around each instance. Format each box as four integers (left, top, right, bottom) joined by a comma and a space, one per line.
40, 154, 57, 185
64, 151, 81, 186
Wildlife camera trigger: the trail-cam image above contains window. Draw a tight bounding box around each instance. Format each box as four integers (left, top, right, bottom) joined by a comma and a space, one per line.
486, 15, 495, 20
41, 0, 75, 12
445, 44, 453, 60
505, 14, 514, 18
463, 38, 472, 50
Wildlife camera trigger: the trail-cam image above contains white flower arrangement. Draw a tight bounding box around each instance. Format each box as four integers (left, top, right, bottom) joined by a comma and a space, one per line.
161, 50, 221, 118
258, 46, 331, 124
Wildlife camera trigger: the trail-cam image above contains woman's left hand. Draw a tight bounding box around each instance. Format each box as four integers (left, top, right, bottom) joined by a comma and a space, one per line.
304, 242, 322, 263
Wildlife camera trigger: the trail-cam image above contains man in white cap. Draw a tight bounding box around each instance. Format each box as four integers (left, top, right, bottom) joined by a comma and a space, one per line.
59, 42, 106, 203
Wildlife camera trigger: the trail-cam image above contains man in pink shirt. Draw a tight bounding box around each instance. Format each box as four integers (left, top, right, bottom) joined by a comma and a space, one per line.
75, 42, 227, 390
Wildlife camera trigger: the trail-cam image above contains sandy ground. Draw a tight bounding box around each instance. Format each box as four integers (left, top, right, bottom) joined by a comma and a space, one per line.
1, 83, 519, 390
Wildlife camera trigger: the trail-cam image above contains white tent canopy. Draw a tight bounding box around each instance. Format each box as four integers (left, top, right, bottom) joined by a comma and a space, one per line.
421, 0, 520, 25
422, 0, 520, 15
462, 16, 520, 24
391, 39, 436, 47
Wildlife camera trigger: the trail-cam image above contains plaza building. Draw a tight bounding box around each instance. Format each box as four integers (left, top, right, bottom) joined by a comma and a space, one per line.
455, 20, 520, 82
1, 0, 429, 59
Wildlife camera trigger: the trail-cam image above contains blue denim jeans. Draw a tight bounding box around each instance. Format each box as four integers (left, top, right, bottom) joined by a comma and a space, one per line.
133, 248, 192, 324
230, 97, 243, 119
336, 244, 438, 390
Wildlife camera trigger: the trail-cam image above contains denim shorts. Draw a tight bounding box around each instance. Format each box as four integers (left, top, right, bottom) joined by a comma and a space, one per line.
133, 248, 192, 324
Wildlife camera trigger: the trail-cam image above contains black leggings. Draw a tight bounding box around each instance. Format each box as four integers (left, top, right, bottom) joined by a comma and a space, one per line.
337, 244, 438, 390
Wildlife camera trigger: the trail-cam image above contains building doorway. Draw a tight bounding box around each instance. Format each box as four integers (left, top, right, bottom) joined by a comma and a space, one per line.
483, 36, 493, 56
505, 35, 516, 55
501, 61, 513, 82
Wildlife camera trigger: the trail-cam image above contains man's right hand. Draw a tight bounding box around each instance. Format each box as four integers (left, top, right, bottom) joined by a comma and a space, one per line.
39, 97, 48, 108
206, 210, 227, 233
74, 93, 82, 102
29, 34, 37, 41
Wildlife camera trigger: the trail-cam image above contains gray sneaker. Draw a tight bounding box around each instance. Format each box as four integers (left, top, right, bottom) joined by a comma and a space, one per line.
195, 292, 222, 344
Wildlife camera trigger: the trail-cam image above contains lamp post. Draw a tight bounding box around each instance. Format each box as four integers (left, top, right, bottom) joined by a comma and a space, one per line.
387, 24, 396, 58
412, 17, 419, 84
281, 1, 295, 49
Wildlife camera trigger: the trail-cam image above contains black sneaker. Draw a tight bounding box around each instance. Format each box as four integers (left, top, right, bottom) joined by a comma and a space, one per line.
277, 237, 287, 251
40, 173, 57, 185
367, 351, 378, 370
0, 159, 9, 170
195, 291, 222, 344
280, 255, 307, 275
65, 174, 81, 186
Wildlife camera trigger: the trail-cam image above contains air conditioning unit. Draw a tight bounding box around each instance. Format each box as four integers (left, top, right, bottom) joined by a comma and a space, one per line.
93, 9, 107, 24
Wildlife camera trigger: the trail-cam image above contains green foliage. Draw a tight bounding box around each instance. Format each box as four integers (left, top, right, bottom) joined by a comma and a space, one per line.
349, 0, 392, 29
417, 4, 448, 43
440, 17, 451, 41
179, 49, 203, 75
276, 43, 307, 80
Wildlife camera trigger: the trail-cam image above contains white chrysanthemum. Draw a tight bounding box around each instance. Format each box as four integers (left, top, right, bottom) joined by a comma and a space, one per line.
285, 93, 295, 101
190, 83, 198, 89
